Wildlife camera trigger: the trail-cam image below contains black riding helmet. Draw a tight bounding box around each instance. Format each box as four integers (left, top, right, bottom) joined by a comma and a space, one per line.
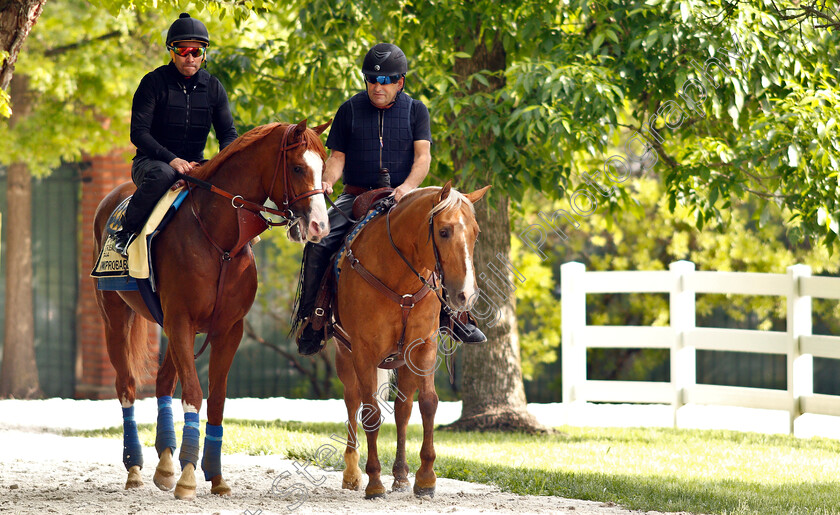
362, 43, 407, 77
166, 13, 210, 46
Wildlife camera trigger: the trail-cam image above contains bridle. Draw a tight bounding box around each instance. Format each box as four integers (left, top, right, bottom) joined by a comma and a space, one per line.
181, 122, 325, 359
180, 122, 324, 227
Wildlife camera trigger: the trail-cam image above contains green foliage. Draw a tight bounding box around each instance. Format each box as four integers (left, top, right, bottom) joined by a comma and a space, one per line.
512, 177, 840, 379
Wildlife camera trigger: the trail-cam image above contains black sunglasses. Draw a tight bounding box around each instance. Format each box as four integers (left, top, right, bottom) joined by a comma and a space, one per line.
364, 74, 402, 85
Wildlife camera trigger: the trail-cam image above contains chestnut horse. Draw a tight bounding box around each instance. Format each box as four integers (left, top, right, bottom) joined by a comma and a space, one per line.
92, 120, 330, 500
334, 182, 490, 499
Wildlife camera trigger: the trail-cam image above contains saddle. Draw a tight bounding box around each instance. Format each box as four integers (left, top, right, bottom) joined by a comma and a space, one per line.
310, 190, 408, 369
351, 187, 393, 219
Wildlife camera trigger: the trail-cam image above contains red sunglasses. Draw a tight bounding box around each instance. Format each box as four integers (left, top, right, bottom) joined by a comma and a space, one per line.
168, 46, 206, 58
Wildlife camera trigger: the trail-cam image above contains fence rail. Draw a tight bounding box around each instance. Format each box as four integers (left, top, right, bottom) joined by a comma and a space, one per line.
561, 261, 840, 433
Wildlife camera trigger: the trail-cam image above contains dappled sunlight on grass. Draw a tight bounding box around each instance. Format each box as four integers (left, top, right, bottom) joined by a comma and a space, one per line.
67, 420, 840, 514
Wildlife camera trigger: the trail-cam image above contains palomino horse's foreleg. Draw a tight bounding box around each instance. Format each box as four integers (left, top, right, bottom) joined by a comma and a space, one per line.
153, 348, 178, 491
164, 321, 204, 501
412, 340, 439, 498
354, 357, 386, 499
335, 345, 363, 491
202, 320, 244, 497
392, 369, 417, 493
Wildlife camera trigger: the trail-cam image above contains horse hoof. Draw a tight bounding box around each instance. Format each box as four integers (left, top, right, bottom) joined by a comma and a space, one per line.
392, 479, 410, 493
364, 483, 386, 499
342, 479, 360, 491
153, 468, 176, 491
125, 465, 143, 489
174, 483, 196, 501
211, 477, 231, 496
413, 484, 435, 498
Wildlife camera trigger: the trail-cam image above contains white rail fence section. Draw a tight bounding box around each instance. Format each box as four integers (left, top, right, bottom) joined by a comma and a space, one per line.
561, 261, 840, 434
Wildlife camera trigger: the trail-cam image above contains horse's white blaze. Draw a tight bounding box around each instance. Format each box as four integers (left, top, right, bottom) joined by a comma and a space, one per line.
182, 401, 199, 414
458, 214, 476, 304
303, 149, 329, 237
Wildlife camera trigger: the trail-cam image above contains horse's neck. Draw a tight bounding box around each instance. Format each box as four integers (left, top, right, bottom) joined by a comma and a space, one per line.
359, 195, 434, 286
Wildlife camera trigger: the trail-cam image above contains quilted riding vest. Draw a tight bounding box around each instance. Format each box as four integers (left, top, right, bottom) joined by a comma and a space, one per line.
150, 64, 213, 163
344, 92, 414, 188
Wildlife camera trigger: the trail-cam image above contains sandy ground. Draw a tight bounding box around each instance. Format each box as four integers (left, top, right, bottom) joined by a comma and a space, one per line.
0, 429, 697, 515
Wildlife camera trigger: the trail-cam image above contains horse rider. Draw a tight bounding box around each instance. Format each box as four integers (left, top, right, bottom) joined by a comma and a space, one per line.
112, 13, 238, 256
293, 42, 488, 356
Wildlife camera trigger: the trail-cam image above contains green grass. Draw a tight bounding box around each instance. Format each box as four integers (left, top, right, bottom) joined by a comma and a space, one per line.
67, 420, 840, 515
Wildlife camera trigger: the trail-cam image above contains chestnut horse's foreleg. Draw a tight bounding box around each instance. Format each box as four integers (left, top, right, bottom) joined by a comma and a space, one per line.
392, 369, 417, 493
98, 290, 144, 490
335, 344, 363, 491
164, 320, 203, 501
153, 348, 178, 491
412, 340, 439, 498
353, 352, 387, 499
202, 320, 244, 497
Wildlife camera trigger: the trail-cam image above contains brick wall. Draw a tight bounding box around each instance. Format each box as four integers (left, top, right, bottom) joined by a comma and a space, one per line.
75, 151, 160, 400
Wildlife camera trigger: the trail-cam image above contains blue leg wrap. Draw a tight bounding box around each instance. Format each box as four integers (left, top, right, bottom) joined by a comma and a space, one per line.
179, 412, 201, 469
201, 423, 223, 481
122, 406, 144, 470
155, 396, 177, 457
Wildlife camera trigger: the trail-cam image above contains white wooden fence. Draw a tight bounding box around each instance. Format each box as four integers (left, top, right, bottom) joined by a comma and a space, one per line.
561, 261, 840, 434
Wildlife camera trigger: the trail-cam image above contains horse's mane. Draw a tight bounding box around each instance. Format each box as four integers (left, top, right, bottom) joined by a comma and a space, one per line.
191, 122, 327, 181
408, 186, 476, 218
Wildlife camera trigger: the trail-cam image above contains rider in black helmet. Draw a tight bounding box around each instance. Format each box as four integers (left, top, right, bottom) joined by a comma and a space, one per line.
292, 42, 487, 356
112, 13, 238, 255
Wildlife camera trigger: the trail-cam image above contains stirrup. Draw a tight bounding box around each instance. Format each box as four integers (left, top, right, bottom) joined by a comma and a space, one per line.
296, 318, 326, 356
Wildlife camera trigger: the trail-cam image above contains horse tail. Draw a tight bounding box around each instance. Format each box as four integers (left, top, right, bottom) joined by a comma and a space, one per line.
127, 314, 154, 384
376, 368, 394, 406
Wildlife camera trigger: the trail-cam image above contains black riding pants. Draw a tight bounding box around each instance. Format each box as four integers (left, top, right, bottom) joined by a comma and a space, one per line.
122, 156, 179, 233
296, 192, 357, 319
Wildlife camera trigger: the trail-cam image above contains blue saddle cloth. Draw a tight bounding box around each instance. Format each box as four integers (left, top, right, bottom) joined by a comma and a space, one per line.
93, 190, 189, 326
333, 201, 392, 284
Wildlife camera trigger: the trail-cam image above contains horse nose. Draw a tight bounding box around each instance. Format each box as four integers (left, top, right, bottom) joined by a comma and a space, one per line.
309, 219, 324, 238
457, 292, 467, 305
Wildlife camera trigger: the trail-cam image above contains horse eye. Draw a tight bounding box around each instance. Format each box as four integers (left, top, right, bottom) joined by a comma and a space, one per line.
294, 165, 304, 175
439, 228, 449, 238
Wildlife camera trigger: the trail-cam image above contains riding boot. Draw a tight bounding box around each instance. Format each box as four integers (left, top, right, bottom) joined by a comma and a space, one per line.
440, 307, 487, 344
295, 244, 332, 355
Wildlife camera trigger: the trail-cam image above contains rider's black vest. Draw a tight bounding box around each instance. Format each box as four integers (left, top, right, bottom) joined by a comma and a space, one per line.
150, 65, 213, 163
344, 92, 414, 188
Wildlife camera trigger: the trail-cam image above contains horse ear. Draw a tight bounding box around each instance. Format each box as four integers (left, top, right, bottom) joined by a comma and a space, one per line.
464, 185, 491, 204
436, 181, 452, 204
293, 119, 308, 136
313, 119, 332, 135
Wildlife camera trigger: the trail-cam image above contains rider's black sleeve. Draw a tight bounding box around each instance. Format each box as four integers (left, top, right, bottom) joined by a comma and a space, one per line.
130, 72, 178, 164
210, 77, 238, 150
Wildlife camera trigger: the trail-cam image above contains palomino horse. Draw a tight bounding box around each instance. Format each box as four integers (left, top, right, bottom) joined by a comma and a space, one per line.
334, 182, 490, 499
92, 120, 330, 500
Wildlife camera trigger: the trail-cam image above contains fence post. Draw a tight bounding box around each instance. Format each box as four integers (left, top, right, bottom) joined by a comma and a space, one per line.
562, 262, 587, 404
787, 264, 812, 434
669, 260, 696, 429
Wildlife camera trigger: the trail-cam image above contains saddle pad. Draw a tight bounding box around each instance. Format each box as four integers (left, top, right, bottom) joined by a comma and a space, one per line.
91, 188, 187, 283
128, 187, 188, 280
333, 201, 390, 285
91, 197, 132, 278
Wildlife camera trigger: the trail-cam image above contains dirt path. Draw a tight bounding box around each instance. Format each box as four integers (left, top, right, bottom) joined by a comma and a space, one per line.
0, 429, 698, 515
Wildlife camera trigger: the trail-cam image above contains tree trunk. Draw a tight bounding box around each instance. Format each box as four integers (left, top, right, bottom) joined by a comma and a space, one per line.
0, 0, 46, 92
441, 31, 547, 434
0, 74, 40, 398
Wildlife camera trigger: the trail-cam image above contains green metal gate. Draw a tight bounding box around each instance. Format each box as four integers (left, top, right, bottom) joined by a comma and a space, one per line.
0, 164, 80, 398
